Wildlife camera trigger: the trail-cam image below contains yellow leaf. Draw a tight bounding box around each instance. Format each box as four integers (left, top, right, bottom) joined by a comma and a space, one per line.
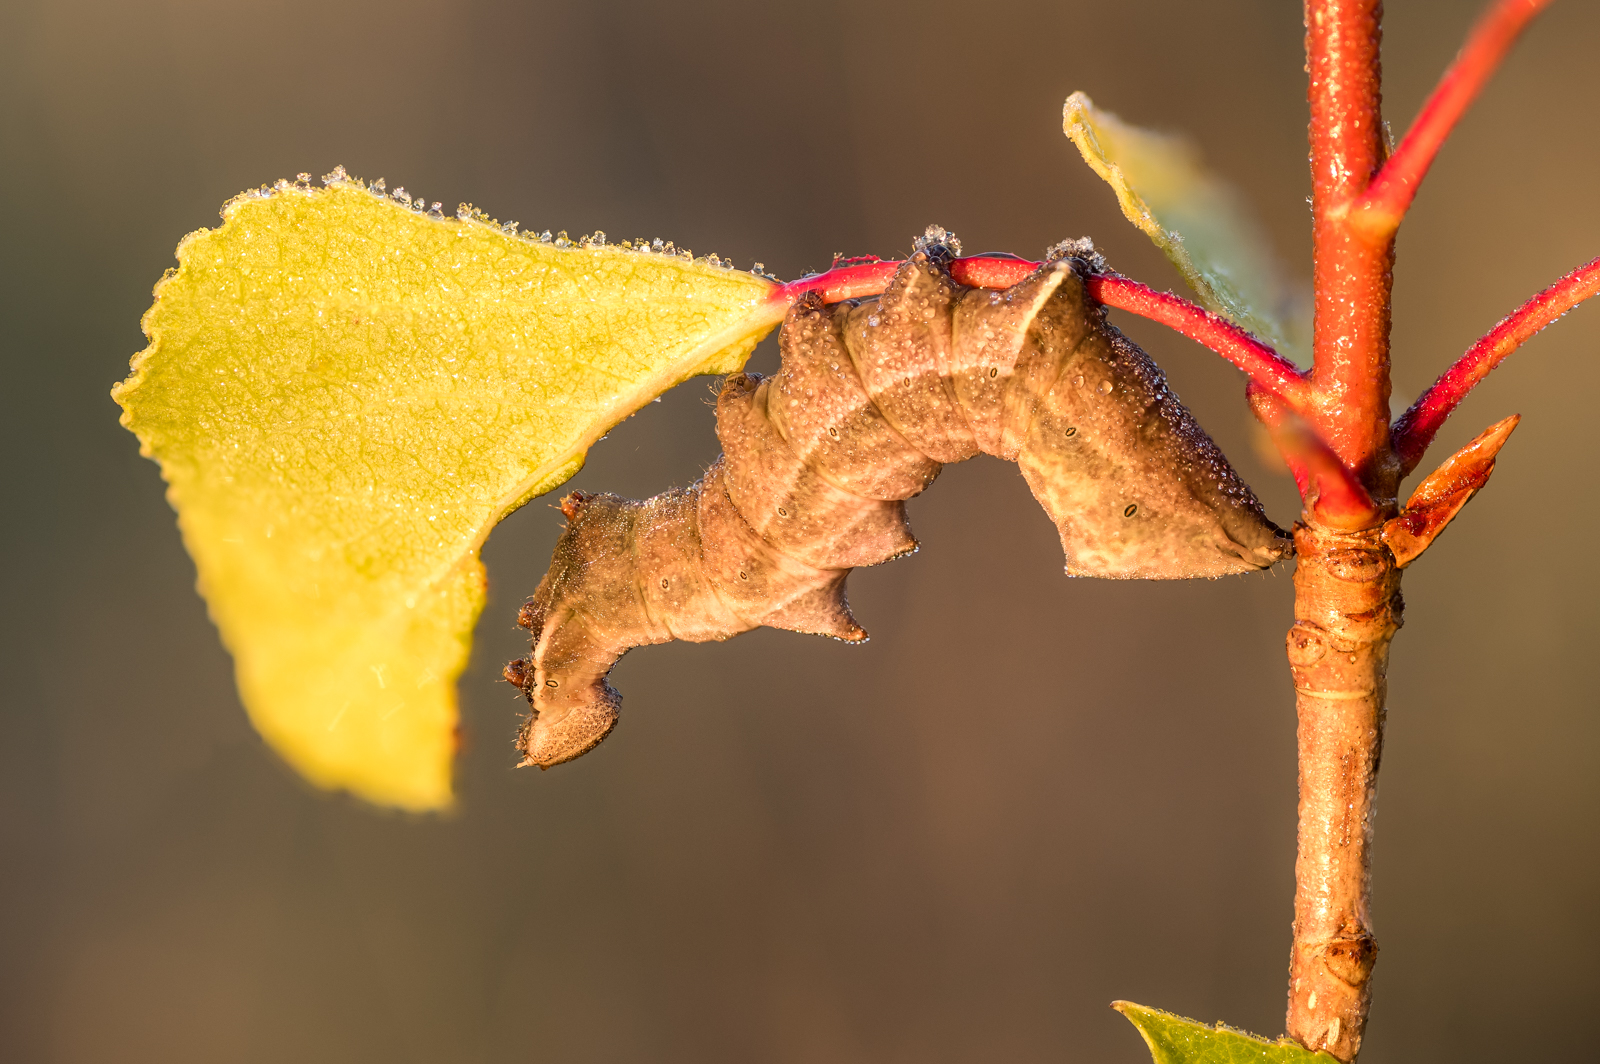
1063, 92, 1309, 365
114, 173, 781, 810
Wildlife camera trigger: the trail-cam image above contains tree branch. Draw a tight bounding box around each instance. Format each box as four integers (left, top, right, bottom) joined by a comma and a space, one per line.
1348, 0, 1554, 240
1306, 0, 1393, 477
1393, 255, 1600, 473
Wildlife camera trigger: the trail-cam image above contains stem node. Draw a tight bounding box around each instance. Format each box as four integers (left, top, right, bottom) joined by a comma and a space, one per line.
1286, 522, 1401, 1062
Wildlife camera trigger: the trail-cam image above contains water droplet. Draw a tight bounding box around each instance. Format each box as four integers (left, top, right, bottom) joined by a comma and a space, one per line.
1098, 380, 1112, 394
1073, 375, 1084, 387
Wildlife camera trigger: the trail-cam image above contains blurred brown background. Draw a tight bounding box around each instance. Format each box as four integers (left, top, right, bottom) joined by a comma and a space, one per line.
2, 1, 1596, 1061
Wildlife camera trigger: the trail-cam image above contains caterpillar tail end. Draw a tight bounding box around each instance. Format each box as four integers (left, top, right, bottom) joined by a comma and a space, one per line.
504, 656, 621, 769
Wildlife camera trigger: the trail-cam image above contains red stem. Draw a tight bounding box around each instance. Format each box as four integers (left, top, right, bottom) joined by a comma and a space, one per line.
1249, 385, 1377, 528
1088, 276, 1310, 408
1306, 0, 1392, 481
773, 257, 1309, 407
1349, 0, 1554, 240
771, 260, 901, 304
1393, 255, 1600, 473
951, 255, 1038, 290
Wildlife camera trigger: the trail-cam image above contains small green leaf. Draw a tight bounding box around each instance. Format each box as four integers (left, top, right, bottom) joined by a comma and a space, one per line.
114, 173, 781, 809
1114, 1002, 1336, 1064
1063, 92, 1310, 365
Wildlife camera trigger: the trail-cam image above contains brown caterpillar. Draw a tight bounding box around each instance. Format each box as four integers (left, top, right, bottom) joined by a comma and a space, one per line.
505, 245, 1291, 767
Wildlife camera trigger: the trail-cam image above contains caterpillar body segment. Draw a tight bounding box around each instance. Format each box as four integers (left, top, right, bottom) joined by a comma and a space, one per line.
509, 247, 1291, 767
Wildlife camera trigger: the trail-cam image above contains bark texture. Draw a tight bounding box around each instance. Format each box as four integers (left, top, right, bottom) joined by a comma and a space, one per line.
507, 249, 1292, 768
1284, 521, 1402, 1060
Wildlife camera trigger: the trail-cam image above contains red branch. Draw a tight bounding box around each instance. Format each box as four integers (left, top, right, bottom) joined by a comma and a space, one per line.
1349, 0, 1553, 239
1088, 275, 1310, 408
773, 257, 1308, 407
771, 259, 902, 304
950, 255, 1037, 290
1393, 255, 1600, 473
1249, 385, 1377, 527
771, 255, 1043, 304
1306, 0, 1391, 475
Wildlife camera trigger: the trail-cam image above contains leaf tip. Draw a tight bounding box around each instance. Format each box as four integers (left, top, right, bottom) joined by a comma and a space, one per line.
1112, 1000, 1335, 1064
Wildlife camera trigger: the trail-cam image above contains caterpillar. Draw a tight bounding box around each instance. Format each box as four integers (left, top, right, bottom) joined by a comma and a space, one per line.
504, 242, 1291, 768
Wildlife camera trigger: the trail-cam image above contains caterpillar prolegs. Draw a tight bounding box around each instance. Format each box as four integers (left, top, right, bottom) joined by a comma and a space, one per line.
505, 245, 1291, 767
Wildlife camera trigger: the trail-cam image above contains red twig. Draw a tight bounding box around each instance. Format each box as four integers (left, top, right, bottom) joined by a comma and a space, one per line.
949, 255, 1037, 290
770, 255, 1046, 305
1393, 255, 1600, 473
773, 257, 1309, 407
1349, 0, 1553, 240
1306, 0, 1392, 475
1249, 385, 1377, 527
770, 260, 903, 305
1088, 276, 1310, 409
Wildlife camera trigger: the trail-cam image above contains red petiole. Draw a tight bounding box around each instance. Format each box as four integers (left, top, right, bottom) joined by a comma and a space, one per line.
1394, 255, 1600, 473
1347, 0, 1554, 241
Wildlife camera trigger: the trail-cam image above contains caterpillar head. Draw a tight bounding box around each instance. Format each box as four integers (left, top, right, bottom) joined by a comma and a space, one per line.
997, 260, 1294, 578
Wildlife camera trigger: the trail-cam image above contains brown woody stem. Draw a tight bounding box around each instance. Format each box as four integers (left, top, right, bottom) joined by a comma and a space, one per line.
1285, 522, 1402, 1060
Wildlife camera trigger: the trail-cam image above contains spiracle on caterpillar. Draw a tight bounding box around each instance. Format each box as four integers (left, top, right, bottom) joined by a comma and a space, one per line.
504, 238, 1292, 768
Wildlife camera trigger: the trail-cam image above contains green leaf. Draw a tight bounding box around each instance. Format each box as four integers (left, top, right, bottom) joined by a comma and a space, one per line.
1063, 92, 1310, 365
1114, 1002, 1336, 1064
114, 172, 781, 810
